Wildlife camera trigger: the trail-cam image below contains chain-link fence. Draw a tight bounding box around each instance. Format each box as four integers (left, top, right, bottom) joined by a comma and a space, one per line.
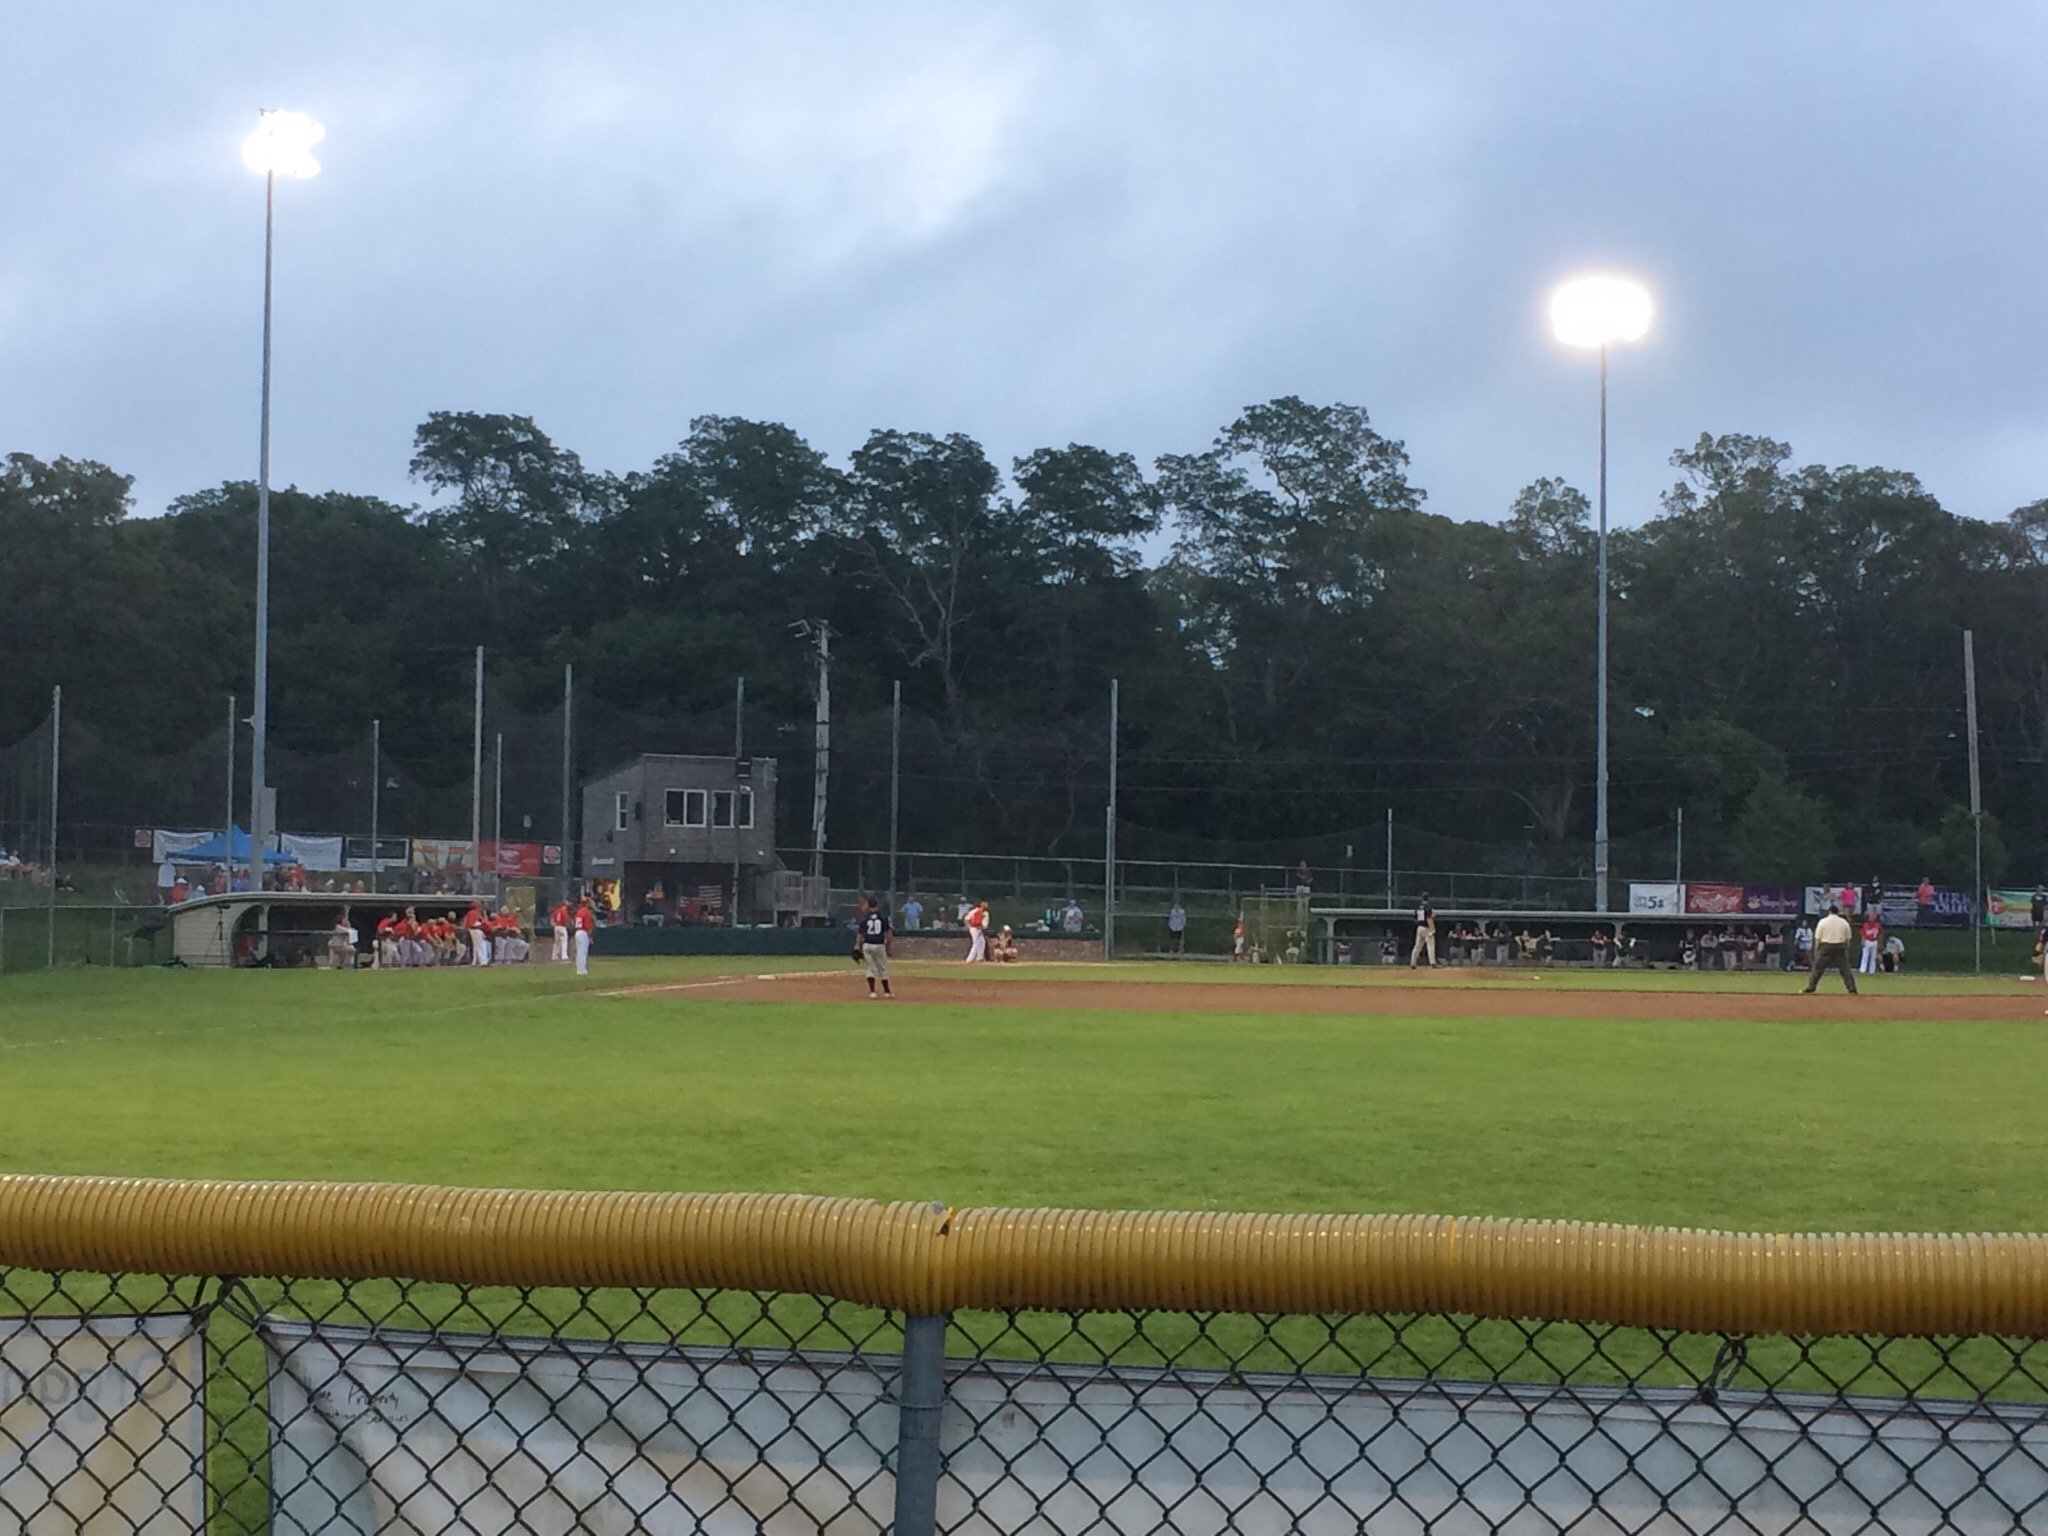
2, 1179, 2046, 1532
0, 904, 168, 974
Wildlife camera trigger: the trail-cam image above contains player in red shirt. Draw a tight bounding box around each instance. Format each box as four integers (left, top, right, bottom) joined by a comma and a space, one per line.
550, 900, 571, 963
1857, 912, 1884, 975
492, 908, 527, 963
374, 912, 398, 969
463, 902, 490, 967
573, 895, 596, 975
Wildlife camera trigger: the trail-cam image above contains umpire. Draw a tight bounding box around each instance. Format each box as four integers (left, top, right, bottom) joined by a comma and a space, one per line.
859, 900, 894, 1000
1802, 904, 1858, 994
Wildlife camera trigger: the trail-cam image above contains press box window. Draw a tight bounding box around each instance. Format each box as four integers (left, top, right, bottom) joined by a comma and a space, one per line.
613, 793, 630, 832
664, 789, 707, 827
712, 790, 754, 829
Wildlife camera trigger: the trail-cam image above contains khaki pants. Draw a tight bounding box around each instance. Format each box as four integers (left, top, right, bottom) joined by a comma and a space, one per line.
863, 943, 891, 987
1410, 928, 1435, 967
1804, 943, 1857, 993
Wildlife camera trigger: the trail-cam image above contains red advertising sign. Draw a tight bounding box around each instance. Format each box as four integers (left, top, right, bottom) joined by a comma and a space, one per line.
1684, 882, 1745, 916
480, 841, 544, 878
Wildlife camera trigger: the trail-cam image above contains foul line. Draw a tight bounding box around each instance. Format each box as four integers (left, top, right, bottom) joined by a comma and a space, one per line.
584, 974, 803, 1001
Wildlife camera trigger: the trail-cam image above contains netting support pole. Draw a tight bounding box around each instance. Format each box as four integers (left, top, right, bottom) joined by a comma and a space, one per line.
47, 684, 60, 971
893, 1312, 947, 1536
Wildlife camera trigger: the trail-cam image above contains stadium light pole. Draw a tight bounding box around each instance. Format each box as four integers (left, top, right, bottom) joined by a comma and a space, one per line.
1549, 273, 1652, 914
241, 109, 324, 898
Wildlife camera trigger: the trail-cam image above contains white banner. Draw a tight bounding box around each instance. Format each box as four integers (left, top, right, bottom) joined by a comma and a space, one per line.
150, 829, 216, 864
1, 1314, 206, 1533
267, 1321, 2048, 1535
1627, 882, 1683, 916
279, 834, 345, 871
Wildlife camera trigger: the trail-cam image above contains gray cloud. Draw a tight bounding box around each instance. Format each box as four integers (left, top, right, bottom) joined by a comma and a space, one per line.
3, 0, 2042, 529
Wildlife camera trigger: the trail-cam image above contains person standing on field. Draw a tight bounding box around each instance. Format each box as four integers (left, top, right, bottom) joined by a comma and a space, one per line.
1166, 899, 1187, 953
1857, 911, 1883, 974
1804, 904, 1858, 994
573, 894, 596, 976
859, 900, 894, 999
964, 900, 990, 962
1409, 894, 1437, 969
550, 899, 571, 962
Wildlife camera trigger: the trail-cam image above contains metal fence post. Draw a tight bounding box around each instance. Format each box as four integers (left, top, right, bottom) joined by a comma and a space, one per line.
893, 1312, 948, 1536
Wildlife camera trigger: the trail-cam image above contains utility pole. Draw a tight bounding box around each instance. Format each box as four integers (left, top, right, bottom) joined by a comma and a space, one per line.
225, 694, 237, 884
889, 679, 902, 913
1385, 808, 1394, 909
1964, 630, 1983, 974
796, 620, 831, 877
1675, 806, 1683, 891
560, 663, 575, 903
492, 730, 504, 896
369, 718, 380, 895
1104, 679, 1119, 960
47, 686, 60, 970
470, 646, 484, 889
732, 675, 744, 925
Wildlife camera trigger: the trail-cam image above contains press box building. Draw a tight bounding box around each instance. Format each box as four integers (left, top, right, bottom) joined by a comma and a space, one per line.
581, 754, 799, 923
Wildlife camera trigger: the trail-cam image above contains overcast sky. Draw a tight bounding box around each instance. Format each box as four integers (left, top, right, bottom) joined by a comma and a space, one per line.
4, 1, 2043, 533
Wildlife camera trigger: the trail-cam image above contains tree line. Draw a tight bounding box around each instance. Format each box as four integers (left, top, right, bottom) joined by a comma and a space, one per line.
3, 398, 2044, 883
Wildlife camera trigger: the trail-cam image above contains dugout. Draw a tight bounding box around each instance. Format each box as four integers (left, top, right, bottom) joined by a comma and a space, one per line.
168, 891, 489, 967
1311, 907, 1804, 968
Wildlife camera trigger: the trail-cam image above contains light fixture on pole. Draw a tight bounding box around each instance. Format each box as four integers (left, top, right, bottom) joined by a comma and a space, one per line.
1549, 272, 1652, 914
240, 108, 323, 901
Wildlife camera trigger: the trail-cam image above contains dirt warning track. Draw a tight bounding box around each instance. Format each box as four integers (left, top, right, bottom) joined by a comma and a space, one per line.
626, 970, 2042, 1023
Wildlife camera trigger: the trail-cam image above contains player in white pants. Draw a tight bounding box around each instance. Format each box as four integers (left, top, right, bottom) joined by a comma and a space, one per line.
551, 899, 571, 962
964, 901, 988, 962
573, 894, 595, 975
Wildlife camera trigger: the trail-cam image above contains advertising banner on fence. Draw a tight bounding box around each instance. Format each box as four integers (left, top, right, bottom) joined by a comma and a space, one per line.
479, 841, 543, 879
151, 828, 217, 864
280, 834, 345, 871
410, 839, 477, 872
341, 836, 409, 873
1804, 885, 1861, 915
1741, 885, 1802, 917
1684, 882, 1745, 916
265, 1319, 2048, 1536
1984, 889, 2040, 930
2, 1313, 206, 1531
1626, 883, 1683, 916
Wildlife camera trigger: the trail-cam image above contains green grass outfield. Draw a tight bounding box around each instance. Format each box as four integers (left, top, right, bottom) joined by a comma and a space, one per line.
1, 957, 2043, 1232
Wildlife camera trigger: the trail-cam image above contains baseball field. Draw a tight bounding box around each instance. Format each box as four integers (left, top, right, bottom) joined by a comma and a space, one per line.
1, 956, 2042, 1232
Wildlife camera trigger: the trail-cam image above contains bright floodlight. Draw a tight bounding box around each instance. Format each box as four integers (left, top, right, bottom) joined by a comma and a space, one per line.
242, 109, 324, 179
1550, 275, 1652, 349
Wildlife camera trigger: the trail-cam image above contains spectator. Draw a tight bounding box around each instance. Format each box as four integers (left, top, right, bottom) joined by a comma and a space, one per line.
1862, 876, 1883, 919
1838, 880, 1859, 914
2033, 886, 2047, 930
1232, 915, 1247, 962
1857, 910, 1883, 975
1293, 859, 1313, 897
1166, 899, 1187, 953
1793, 916, 1815, 971
901, 895, 924, 932
1701, 927, 1720, 970
1589, 927, 1609, 967
1061, 898, 1084, 934
1881, 933, 1904, 974
157, 856, 179, 903
1916, 876, 1936, 926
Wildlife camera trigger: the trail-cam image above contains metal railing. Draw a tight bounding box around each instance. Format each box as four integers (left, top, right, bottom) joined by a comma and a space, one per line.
0, 1176, 2045, 1532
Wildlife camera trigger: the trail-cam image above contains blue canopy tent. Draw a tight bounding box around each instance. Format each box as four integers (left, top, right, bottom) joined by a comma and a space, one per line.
169, 827, 297, 866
